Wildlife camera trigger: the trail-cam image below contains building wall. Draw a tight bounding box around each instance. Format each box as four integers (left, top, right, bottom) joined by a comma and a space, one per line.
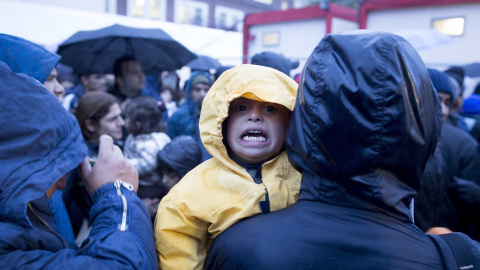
248, 19, 326, 76
215, 5, 245, 31
365, 2, 480, 67
331, 17, 358, 33
8, 0, 108, 13
126, 0, 167, 20
6, 0, 286, 31
122, 0, 286, 30
174, 0, 209, 26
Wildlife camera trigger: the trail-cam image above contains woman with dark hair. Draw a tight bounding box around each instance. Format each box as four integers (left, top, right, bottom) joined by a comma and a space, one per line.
76, 91, 125, 158
63, 91, 125, 243
77, 91, 125, 156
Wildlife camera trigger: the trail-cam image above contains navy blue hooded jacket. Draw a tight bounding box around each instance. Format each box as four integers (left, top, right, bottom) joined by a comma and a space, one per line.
204, 31, 480, 269
0, 33, 60, 83
0, 61, 157, 269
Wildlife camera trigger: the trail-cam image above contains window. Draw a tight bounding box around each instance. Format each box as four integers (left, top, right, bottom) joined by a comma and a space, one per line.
133, 0, 145, 17
218, 12, 226, 29
432, 17, 465, 36
263, 32, 279, 46
179, 5, 189, 23
193, 8, 203, 26
150, 0, 160, 19
255, 0, 273, 4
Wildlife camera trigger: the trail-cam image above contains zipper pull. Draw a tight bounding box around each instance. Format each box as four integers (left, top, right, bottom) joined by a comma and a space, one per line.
260, 188, 270, 214
114, 179, 134, 193
114, 179, 130, 231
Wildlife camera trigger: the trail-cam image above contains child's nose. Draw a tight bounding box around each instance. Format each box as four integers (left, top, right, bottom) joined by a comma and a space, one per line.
248, 107, 262, 122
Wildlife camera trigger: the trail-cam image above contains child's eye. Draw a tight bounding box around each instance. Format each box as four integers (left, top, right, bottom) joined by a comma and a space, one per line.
237, 105, 247, 111
264, 106, 276, 112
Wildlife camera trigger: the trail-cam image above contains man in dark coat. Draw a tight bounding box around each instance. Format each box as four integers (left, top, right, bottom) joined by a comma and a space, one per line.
420, 68, 480, 240
204, 30, 480, 269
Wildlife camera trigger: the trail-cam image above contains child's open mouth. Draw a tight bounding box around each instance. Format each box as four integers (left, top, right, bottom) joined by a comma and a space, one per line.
242, 130, 267, 142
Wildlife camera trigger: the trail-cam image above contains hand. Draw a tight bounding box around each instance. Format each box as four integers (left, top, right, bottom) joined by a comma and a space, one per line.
449, 177, 480, 206
80, 135, 139, 196
426, 227, 453, 235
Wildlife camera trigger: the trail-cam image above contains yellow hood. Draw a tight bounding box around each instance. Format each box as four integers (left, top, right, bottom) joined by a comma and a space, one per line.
200, 64, 298, 170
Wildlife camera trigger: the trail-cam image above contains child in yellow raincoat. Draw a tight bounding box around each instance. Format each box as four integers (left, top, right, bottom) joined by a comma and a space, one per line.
154, 64, 302, 269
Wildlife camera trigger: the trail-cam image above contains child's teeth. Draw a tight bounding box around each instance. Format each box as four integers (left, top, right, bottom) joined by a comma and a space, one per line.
243, 136, 266, 142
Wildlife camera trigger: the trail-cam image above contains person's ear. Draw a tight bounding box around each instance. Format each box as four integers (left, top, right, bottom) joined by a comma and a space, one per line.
85, 119, 97, 133
135, 121, 142, 130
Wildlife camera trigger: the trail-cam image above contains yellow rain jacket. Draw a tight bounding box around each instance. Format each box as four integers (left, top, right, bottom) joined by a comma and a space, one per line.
154, 64, 301, 270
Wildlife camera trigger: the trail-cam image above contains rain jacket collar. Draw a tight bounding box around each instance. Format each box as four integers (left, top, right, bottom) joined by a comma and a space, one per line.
286, 30, 443, 222
0, 61, 87, 228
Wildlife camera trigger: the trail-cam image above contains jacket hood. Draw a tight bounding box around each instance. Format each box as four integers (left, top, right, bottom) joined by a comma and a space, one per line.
286, 30, 442, 221
0, 34, 60, 83
157, 135, 202, 177
0, 61, 87, 228
184, 70, 213, 97
200, 64, 298, 171
251, 51, 299, 76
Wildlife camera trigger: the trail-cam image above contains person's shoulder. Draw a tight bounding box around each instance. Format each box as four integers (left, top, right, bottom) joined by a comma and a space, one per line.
151, 131, 170, 140
151, 132, 171, 147
66, 84, 84, 95
168, 105, 190, 120
443, 122, 478, 146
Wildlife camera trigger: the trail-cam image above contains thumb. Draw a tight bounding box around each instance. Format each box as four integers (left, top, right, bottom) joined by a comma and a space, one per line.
97, 134, 114, 159
79, 157, 92, 181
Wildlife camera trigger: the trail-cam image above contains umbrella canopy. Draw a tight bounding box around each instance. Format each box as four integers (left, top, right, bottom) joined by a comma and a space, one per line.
57, 24, 196, 75
463, 63, 480, 78
186, 54, 221, 71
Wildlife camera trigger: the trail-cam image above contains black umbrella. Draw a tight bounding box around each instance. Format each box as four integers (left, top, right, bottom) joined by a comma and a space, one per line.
186, 54, 221, 71
463, 63, 480, 78
57, 24, 197, 75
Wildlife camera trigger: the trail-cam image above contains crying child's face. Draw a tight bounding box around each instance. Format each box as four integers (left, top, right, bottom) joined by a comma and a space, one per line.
226, 97, 291, 165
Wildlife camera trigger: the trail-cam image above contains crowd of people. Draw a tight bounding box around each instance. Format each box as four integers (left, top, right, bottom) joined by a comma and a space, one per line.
1, 30, 479, 269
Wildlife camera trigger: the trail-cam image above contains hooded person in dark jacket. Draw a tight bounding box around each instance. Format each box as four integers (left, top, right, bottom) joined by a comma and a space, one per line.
1, 33, 73, 241
0, 61, 157, 269
251, 51, 299, 77
157, 135, 203, 192
204, 30, 480, 269
140, 135, 202, 220
0, 33, 65, 102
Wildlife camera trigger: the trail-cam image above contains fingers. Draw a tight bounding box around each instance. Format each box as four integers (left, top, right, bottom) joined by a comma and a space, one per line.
98, 134, 114, 158
79, 157, 92, 181
113, 144, 123, 157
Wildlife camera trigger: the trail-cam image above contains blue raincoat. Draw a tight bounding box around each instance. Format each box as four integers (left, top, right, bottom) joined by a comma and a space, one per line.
0, 61, 157, 269
0, 33, 60, 83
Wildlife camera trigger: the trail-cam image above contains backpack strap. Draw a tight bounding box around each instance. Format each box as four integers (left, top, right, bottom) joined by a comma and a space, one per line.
438, 233, 475, 270
427, 233, 478, 270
